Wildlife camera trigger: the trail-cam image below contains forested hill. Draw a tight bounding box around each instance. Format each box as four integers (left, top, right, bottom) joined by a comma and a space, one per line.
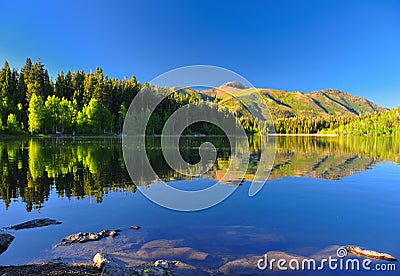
199, 82, 386, 119
199, 82, 399, 135
0, 58, 394, 135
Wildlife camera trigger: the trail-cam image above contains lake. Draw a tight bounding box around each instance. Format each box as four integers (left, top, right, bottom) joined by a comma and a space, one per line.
0, 136, 399, 273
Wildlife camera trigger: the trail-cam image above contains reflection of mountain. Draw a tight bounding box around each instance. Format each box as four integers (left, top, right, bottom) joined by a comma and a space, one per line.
0, 137, 399, 211
269, 137, 395, 180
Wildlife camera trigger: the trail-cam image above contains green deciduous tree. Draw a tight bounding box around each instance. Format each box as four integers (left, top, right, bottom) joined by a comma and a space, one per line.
28, 93, 45, 134
76, 98, 113, 134
6, 113, 20, 133
44, 95, 75, 133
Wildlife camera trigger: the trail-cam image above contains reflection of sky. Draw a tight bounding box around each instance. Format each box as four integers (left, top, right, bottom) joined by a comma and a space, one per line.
138, 179, 237, 211
1, 163, 399, 268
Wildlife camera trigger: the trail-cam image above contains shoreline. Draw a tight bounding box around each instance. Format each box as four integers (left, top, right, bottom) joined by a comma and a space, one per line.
1, 133, 340, 139
1, 245, 397, 276
1, 220, 398, 275
267, 133, 338, 137
3, 133, 400, 139
0, 263, 100, 276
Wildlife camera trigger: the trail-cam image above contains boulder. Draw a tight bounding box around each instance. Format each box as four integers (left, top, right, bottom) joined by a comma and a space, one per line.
93, 253, 185, 276
154, 259, 170, 269
57, 230, 121, 246
0, 233, 14, 255
5, 218, 61, 230
345, 246, 397, 262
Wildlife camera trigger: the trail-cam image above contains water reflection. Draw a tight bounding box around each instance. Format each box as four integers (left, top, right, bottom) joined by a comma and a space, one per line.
0, 138, 133, 212
0, 136, 398, 212
271, 136, 400, 180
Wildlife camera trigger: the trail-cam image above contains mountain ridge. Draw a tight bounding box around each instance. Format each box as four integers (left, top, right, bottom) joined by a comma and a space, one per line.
196, 83, 386, 119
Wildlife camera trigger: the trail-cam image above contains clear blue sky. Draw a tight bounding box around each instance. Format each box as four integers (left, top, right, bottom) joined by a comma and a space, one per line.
1, 0, 399, 107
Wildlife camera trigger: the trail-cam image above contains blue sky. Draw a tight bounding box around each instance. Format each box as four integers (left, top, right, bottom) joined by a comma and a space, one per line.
0, 0, 399, 107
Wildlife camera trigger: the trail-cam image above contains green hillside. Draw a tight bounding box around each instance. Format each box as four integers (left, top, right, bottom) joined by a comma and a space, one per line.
320, 106, 400, 136
198, 82, 386, 119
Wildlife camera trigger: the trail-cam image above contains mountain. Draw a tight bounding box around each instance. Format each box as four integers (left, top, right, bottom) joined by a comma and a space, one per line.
197, 83, 386, 119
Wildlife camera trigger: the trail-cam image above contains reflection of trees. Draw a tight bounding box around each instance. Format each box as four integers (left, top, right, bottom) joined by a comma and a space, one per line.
143, 136, 400, 182
0, 136, 399, 211
0, 138, 134, 212
270, 136, 400, 180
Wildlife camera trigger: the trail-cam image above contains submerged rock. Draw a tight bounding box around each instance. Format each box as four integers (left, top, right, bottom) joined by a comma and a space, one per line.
57, 230, 121, 246
5, 218, 62, 230
0, 233, 15, 255
219, 251, 305, 274
345, 246, 398, 262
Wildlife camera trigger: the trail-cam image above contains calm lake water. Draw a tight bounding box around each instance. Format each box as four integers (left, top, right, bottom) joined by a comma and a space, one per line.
0, 136, 399, 273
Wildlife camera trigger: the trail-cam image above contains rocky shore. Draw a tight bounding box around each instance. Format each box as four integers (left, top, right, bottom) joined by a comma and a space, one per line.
0, 218, 398, 275
0, 255, 187, 276
0, 263, 100, 276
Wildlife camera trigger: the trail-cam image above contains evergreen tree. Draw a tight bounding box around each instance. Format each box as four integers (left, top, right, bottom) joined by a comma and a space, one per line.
72, 70, 85, 110
54, 72, 65, 98
64, 70, 74, 99
21, 58, 32, 82
117, 104, 127, 133
25, 59, 53, 102
0, 61, 12, 98
16, 70, 27, 107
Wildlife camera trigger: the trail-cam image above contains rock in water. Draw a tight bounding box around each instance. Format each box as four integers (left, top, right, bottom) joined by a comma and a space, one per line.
5, 218, 62, 230
57, 230, 121, 246
93, 253, 132, 276
154, 260, 170, 269
129, 225, 140, 230
0, 233, 15, 255
345, 246, 398, 261
93, 253, 177, 276
93, 253, 116, 269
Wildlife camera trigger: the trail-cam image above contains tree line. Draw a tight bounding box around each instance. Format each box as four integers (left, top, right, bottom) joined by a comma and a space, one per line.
320, 107, 400, 135
0, 58, 140, 134
275, 107, 400, 136
0, 58, 260, 135
274, 115, 355, 134
1, 58, 398, 136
